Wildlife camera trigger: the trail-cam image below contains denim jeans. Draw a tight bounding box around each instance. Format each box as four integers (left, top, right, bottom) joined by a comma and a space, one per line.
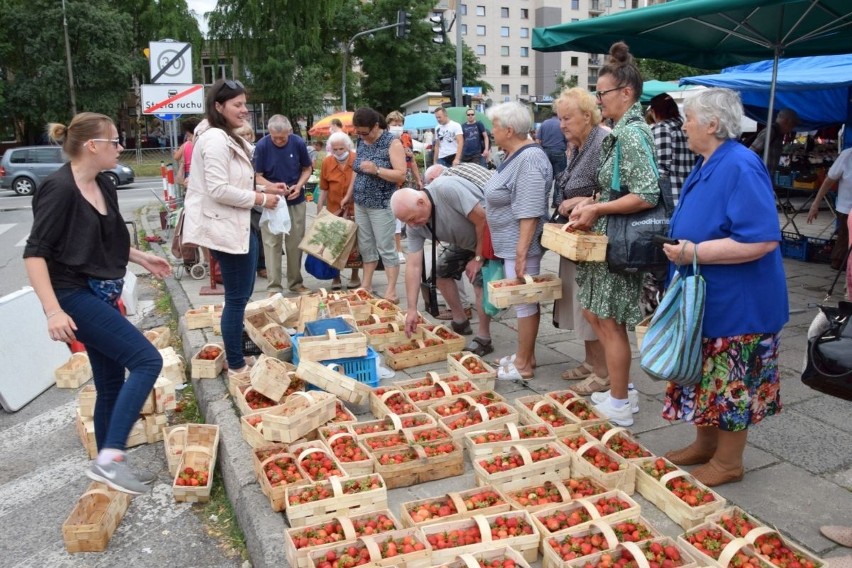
211, 230, 259, 369
437, 155, 457, 168
55, 288, 163, 452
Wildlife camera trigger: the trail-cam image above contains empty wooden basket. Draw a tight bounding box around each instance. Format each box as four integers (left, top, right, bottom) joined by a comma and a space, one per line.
62, 482, 132, 553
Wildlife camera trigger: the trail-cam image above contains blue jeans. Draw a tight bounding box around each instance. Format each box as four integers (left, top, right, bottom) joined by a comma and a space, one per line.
437, 155, 456, 168
56, 288, 162, 452
546, 148, 568, 208
211, 230, 259, 369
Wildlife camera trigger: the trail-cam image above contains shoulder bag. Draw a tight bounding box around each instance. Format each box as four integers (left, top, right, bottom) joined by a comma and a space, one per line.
605, 126, 676, 274
802, 300, 852, 400
639, 245, 705, 386
420, 189, 441, 317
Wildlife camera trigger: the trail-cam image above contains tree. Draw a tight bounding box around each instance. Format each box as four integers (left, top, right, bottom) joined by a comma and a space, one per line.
637, 59, 714, 82
0, 0, 135, 142
550, 71, 579, 99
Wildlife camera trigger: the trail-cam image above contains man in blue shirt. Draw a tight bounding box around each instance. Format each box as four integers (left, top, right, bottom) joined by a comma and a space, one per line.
460, 110, 490, 168
535, 114, 567, 208
254, 114, 313, 295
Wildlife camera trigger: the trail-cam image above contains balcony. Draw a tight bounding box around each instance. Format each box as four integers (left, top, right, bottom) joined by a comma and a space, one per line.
589, 1, 605, 14
588, 56, 601, 67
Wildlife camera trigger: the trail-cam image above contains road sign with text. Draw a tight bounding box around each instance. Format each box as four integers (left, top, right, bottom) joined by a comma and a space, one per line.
141, 84, 205, 115
149, 41, 193, 84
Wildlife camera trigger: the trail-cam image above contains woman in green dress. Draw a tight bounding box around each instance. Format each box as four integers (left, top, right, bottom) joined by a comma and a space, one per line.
569, 42, 659, 427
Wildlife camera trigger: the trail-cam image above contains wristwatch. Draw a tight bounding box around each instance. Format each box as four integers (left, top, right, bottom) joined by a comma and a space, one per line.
474, 255, 483, 262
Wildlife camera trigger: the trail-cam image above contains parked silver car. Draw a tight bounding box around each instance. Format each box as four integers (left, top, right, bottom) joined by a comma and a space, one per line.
0, 146, 135, 196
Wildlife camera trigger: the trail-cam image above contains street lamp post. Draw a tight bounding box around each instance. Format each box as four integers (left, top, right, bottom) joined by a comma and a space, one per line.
61, 0, 77, 115
341, 22, 403, 111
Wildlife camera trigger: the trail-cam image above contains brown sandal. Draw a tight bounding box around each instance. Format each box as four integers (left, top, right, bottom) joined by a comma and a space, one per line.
571, 373, 611, 395
562, 362, 593, 380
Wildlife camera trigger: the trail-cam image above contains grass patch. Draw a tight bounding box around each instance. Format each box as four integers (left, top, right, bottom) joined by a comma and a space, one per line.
137, 229, 151, 252
155, 291, 173, 315
135, 163, 166, 177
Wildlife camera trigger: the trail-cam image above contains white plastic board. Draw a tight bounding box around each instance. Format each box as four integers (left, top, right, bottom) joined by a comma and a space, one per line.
0, 287, 71, 411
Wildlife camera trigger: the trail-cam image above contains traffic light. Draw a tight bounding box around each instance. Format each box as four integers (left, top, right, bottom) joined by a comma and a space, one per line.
462, 94, 472, 107
440, 77, 456, 107
429, 15, 445, 44
396, 10, 412, 39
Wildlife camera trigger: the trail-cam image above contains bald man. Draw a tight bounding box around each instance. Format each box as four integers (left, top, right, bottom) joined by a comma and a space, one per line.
390, 177, 494, 355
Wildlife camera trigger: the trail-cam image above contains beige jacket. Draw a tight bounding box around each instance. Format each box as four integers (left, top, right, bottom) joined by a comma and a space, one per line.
183, 121, 257, 254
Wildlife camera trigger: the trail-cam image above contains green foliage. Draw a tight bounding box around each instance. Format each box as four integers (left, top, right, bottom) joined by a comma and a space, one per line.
550, 71, 579, 99
637, 59, 715, 82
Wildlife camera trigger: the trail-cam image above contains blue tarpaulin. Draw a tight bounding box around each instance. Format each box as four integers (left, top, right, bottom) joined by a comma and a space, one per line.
681, 54, 852, 146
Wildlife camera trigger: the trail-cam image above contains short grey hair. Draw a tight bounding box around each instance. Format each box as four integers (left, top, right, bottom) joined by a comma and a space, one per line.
327, 131, 352, 150
268, 114, 292, 133
424, 164, 445, 183
683, 88, 742, 140
486, 101, 533, 138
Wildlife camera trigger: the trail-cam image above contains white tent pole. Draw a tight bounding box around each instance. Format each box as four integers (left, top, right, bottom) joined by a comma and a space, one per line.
763, 46, 781, 167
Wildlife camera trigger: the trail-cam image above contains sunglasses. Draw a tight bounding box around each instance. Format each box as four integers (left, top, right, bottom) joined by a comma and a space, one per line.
89, 138, 121, 148
466, 113, 475, 116
224, 79, 245, 90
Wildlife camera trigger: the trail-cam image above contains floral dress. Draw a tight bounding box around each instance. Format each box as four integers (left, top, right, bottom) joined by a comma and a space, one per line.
576, 102, 659, 326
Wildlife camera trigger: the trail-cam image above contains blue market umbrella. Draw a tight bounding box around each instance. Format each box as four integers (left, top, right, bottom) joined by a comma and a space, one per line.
403, 112, 438, 130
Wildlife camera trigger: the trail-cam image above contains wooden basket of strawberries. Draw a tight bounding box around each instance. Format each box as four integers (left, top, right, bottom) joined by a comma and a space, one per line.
531, 489, 641, 542
384, 335, 449, 370
515, 395, 581, 437
438, 546, 532, 568
261, 391, 338, 443
400, 485, 510, 528
190, 343, 225, 379
370, 388, 419, 419
439, 402, 519, 440
421, 509, 541, 564
185, 305, 214, 329
350, 413, 436, 438
472, 442, 572, 488
295, 360, 373, 405
163, 423, 220, 476
542, 516, 664, 566
447, 352, 497, 390
632, 457, 726, 530
405, 379, 480, 410
542, 223, 608, 262
250, 355, 293, 401
257, 449, 310, 512
284, 510, 402, 568
253, 322, 293, 361
426, 324, 466, 353
581, 424, 653, 462
371, 439, 464, 489
559, 433, 636, 494
285, 473, 388, 528
172, 445, 214, 503
143, 325, 171, 349
362, 322, 417, 351
324, 432, 374, 476
486, 274, 563, 309
463, 423, 557, 458
560, 538, 697, 568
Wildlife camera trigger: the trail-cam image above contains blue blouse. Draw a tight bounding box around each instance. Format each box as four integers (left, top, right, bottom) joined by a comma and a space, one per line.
669, 140, 788, 338
353, 131, 397, 209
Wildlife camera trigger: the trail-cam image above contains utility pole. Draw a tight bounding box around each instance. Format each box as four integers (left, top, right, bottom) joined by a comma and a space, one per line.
61, 0, 77, 115
341, 21, 405, 111
454, 7, 463, 107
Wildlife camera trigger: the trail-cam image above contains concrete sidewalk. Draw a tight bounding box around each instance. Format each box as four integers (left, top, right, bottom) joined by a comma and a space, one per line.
142, 205, 852, 568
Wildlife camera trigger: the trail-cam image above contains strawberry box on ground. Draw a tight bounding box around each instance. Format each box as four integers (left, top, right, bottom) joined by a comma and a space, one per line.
185, 305, 214, 329
249, 354, 294, 401
295, 360, 373, 405
371, 439, 464, 488
327, 400, 358, 425
406, 423, 454, 445
323, 431, 373, 476
191, 343, 225, 379
405, 379, 480, 410
542, 517, 664, 567
234, 384, 286, 416
360, 429, 411, 452
393, 371, 470, 390
427, 392, 507, 421
473, 442, 572, 488
515, 395, 581, 436
284, 510, 402, 568
172, 446, 215, 503
463, 423, 557, 458
240, 411, 272, 449
502, 479, 574, 513
435, 546, 532, 568
261, 391, 337, 443
363, 527, 433, 567
143, 325, 171, 349
421, 509, 541, 564
159, 346, 187, 385
61, 481, 133, 553
633, 457, 726, 530
362, 322, 420, 351
285, 473, 388, 528
439, 402, 518, 439
384, 335, 449, 370
78, 385, 96, 418
562, 538, 698, 568
560, 434, 636, 494
582, 424, 653, 462
678, 520, 738, 567
400, 486, 510, 528
532, 490, 641, 541
370, 388, 419, 418
350, 412, 436, 438
257, 450, 310, 512
447, 352, 497, 390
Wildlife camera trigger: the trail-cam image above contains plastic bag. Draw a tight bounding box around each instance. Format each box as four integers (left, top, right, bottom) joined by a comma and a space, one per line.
481, 259, 505, 317
260, 201, 291, 235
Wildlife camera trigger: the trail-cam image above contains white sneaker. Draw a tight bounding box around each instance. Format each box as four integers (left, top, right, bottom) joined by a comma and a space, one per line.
592, 397, 634, 427
398, 252, 406, 264
591, 389, 639, 414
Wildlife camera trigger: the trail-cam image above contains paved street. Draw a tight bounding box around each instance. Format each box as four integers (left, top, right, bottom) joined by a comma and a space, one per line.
0, 192, 848, 567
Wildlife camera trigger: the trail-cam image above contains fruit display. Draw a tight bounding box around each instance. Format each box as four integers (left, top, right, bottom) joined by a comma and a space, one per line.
196, 345, 222, 360
175, 466, 209, 487
526, 401, 574, 430
263, 454, 305, 487
402, 486, 509, 527
310, 542, 373, 568
489, 513, 536, 540
506, 480, 570, 509
452, 352, 491, 375
325, 434, 372, 474
562, 477, 609, 499
564, 399, 602, 422
362, 431, 409, 451
408, 425, 451, 444
372, 439, 464, 488
444, 403, 515, 433
634, 458, 726, 530
666, 475, 717, 507
288, 474, 384, 506
682, 524, 733, 561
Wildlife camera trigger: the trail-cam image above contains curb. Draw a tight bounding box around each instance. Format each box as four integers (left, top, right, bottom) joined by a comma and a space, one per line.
139, 206, 286, 568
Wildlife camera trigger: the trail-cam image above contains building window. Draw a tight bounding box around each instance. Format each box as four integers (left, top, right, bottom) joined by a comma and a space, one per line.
476, 5, 485, 16
571, 56, 579, 66
501, 65, 510, 75
476, 25, 486, 36
521, 84, 529, 95
461, 24, 467, 35
500, 26, 509, 37
460, 4, 467, 15
520, 46, 529, 57
202, 57, 231, 85
501, 7, 509, 18
571, 0, 579, 8
619, 0, 626, 7
521, 8, 529, 18
520, 66, 529, 76
520, 27, 529, 38
476, 45, 486, 55
501, 84, 510, 95
500, 45, 510, 56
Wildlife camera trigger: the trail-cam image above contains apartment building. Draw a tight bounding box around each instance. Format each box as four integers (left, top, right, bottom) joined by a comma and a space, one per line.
434, 0, 645, 105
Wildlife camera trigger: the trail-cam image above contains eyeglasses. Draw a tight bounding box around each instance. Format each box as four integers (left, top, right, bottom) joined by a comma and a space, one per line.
594, 86, 626, 100
355, 127, 374, 136
466, 113, 475, 116
89, 138, 121, 148
224, 79, 245, 90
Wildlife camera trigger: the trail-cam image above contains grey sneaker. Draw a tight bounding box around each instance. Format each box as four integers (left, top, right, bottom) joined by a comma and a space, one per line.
590, 389, 640, 414
87, 458, 151, 495
134, 468, 159, 485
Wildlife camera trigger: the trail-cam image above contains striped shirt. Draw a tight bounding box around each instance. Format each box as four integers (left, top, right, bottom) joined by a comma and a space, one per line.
652, 118, 695, 205
484, 144, 552, 260
443, 162, 493, 191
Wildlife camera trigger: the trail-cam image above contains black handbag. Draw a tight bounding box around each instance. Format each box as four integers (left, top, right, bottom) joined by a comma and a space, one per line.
420, 189, 440, 317
605, 128, 675, 274
802, 300, 852, 400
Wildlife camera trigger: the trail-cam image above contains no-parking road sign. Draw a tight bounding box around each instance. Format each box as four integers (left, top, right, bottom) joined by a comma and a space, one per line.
141, 84, 205, 115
